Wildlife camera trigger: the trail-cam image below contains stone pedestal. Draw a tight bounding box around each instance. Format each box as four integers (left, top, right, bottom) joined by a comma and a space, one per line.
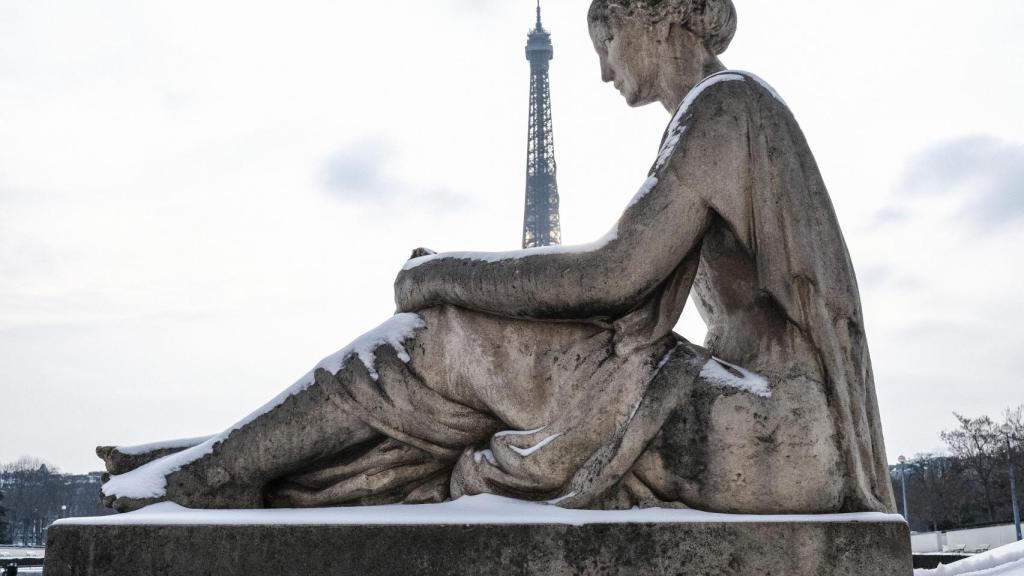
44, 498, 912, 575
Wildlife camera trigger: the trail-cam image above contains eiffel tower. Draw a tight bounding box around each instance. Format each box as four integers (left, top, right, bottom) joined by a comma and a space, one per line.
522, 0, 562, 249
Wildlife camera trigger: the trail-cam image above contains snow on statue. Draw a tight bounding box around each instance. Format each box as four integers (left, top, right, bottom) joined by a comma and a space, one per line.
98, 0, 897, 516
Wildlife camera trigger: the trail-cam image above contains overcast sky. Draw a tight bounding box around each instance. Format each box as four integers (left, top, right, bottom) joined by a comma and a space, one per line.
1, 0, 1022, 473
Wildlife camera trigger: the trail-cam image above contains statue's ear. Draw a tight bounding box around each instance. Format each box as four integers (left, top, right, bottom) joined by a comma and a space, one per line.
606, 4, 628, 25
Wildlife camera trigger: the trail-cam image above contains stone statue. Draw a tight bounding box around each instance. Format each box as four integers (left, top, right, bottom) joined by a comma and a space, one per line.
98, 0, 896, 516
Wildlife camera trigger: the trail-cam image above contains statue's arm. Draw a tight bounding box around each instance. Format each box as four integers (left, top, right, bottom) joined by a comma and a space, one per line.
393, 191, 704, 320
394, 84, 750, 320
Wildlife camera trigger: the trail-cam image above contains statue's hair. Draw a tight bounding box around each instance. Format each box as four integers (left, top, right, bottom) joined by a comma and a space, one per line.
588, 0, 737, 55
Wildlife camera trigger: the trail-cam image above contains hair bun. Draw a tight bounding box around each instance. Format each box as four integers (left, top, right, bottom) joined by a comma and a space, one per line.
589, 0, 738, 55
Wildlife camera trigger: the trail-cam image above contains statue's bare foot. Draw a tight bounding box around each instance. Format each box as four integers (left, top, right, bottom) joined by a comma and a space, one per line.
104, 494, 164, 513
101, 450, 261, 512
103, 463, 261, 511
97, 435, 213, 475
164, 461, 264, 509
97, 445, 187, 476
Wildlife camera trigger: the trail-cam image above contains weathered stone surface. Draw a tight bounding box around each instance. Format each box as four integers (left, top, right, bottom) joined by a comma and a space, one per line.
45, 520, 912, 576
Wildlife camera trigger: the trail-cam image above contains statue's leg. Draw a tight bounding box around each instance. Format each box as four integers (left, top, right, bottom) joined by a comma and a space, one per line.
105, 310, 498, 512
629, 360, 845, 514
106, 366, 380, 512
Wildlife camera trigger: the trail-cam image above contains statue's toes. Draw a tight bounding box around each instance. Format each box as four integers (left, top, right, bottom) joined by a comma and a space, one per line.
110, 496, 162, 513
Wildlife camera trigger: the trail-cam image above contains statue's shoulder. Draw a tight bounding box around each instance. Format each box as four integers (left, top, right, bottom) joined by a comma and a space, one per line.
674, 70, 789, 120
726, 71, 787, 106
655, 72, 786, 172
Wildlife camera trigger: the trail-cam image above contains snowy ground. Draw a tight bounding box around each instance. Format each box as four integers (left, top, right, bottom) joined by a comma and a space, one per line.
915, 540, 1024, 576
0, 546, 45, 559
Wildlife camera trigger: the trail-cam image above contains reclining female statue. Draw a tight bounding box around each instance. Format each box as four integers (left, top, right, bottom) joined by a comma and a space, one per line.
99, 0, 897, 515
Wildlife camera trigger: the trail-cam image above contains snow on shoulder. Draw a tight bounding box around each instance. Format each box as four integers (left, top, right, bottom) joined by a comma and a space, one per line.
654, 70, 786, 173
653, 71, 744, 172
101, 313, 426, 501
55, 494, 905, 528
914, 540, 1024, 576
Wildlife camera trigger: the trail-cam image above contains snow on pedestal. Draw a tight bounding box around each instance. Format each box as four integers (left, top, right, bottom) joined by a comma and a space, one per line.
55, 494, 905, 527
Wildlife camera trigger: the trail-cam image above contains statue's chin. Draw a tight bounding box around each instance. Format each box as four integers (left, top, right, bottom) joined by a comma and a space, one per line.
614, 81, 658, 108
617, 87, 637, 106
623, 90, 655, 108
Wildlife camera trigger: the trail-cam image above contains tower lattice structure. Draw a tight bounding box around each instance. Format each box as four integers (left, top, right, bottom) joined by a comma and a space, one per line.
522, 1, 562, 249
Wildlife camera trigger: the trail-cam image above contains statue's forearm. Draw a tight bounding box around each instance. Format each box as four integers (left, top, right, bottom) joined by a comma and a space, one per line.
394, 248, 647, 320
395, 178, 711, 320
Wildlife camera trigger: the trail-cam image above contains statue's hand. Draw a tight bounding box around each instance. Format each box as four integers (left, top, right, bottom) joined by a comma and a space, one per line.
395, 269, 430, 313
409, 247, 436, 260
395, 252, 437, 313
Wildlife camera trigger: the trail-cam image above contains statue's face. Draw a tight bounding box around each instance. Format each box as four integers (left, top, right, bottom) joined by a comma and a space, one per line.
589, 14, 660, 107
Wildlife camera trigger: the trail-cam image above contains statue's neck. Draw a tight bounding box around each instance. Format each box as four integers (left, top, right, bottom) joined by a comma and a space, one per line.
659, 57, 727, 114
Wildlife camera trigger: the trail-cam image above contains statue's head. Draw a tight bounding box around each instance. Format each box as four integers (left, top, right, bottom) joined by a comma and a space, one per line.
588, 0, 737, 106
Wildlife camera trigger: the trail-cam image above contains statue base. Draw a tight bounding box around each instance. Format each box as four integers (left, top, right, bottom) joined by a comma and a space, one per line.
44, 497, 912, 575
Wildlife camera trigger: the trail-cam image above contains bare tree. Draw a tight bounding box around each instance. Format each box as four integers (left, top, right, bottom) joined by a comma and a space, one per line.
912, 453, 972, 532
942, 413, 1003, 522
0, 456, 53, 475
1006, 406, 1024, 444
0, 488, 9, 544
1002, 405, 1024, 517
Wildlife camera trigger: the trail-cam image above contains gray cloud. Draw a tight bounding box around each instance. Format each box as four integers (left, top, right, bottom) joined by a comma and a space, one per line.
899, 135, 1024, 227
870, 207, 908, 227
320, 139, 397, 202
856, 264, 891, 289
857, 263, 922, 291
448, 0, 500, 16
320, 139, 471, 211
